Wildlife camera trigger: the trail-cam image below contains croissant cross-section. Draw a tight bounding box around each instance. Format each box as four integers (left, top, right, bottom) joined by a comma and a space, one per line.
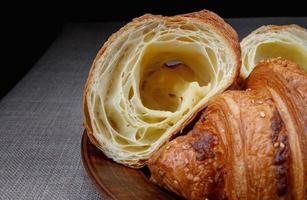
241, 25, 307, 79
83, 10, 240, 167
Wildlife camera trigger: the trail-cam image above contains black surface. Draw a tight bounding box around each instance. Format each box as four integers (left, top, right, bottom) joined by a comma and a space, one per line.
2, 21, 62, 99
2, 1, 306, 99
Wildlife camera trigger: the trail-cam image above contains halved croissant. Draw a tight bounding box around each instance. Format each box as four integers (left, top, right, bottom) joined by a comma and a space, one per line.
148, 58, 307, 199
83, 10, 240, 168
241, 25, 307, 79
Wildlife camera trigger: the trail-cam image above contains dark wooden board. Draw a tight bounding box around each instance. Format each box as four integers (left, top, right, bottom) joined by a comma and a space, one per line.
81, 130, 180, 200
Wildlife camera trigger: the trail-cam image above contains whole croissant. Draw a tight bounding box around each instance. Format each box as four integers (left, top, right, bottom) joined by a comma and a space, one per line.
148, 58, 307, 200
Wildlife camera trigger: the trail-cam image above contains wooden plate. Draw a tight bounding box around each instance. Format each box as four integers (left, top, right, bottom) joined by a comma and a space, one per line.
81, 130, 181, 200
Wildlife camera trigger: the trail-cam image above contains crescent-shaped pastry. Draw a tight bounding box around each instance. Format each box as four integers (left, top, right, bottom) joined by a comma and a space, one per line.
83, 10, 240, 167
241, 25, 307, 79
149, 89, 288, 200
148, 58, 307, 199
246, 58, 307, 199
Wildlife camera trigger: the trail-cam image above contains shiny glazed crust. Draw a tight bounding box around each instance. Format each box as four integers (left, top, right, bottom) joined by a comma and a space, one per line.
83, 9, 240, 168
148, 58, 307, 199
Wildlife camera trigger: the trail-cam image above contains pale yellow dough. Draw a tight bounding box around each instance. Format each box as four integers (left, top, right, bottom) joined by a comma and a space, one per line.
83, 10, 240, 168
241, 25, 307, 79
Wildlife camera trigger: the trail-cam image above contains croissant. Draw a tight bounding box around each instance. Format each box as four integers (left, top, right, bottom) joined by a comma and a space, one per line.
241, 25, 307, 79
148, 58, 307, 200
83, 10, 240, 168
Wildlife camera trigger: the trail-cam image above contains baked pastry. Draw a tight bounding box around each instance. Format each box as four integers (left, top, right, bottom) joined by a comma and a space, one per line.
83, 10, 240, 168
246, 58, 307, 199
241, 25, 307, 79
148, 58, 307, 199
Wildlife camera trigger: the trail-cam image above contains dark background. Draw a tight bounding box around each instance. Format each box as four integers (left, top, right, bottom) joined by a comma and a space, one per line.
2, 1, 306, 99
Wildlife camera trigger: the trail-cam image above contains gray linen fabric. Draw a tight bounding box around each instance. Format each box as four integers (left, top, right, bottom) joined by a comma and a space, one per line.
0, 18, 306, 200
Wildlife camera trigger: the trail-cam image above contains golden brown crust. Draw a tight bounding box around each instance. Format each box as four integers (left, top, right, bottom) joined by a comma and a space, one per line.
148, 122, 227, 200
246, 58, 307, 199
250, 24, 306, 35
149, 89, 290, 199
148, 58, 307, 199
83, 9, 241, 168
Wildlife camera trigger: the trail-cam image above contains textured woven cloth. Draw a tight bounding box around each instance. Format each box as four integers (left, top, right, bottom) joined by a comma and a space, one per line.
0, 18, 306, 200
